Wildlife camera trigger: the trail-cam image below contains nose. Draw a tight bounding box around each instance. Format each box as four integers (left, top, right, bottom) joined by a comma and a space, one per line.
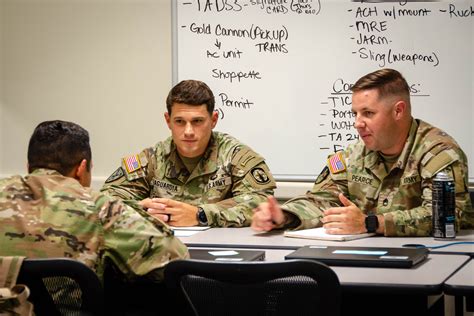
184, 122, 194, 136
354, 114, 364, 129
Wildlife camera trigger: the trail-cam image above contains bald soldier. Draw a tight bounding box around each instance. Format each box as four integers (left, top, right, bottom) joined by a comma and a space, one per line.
0, 120, 188, 282
102, 80, 276, 227
252, 68, 473, 236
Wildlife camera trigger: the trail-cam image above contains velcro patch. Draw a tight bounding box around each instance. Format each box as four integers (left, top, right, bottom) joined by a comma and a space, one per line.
250, 167, 271, 184
122, 154, 141, 173
327, 152, 346, 174
105, 167, 125, 183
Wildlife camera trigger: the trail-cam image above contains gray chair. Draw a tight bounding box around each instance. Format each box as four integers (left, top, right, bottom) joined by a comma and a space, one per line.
17, 258, 104, 316
165, 259, 341, 316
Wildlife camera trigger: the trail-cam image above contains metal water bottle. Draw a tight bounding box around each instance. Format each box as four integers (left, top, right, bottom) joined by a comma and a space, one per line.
432, 171, 456, 239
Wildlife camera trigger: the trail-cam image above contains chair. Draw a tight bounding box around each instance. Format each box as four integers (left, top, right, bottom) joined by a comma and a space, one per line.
17, 258, 104, 316
164, 259, 341, 316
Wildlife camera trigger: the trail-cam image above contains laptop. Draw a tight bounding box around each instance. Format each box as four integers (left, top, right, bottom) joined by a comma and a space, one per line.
285, 245, 428, 268
189, 248, 265, 262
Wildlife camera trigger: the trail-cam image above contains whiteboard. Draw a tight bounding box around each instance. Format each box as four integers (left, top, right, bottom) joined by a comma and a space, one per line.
173, 0, 473, 182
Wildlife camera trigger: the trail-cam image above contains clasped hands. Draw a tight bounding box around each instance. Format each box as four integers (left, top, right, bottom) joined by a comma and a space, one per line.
139, 198, 199, 226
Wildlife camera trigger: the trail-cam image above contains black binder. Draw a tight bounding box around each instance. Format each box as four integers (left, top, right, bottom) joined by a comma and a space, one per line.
189, 248, 265, 262
285, 245, 428, 268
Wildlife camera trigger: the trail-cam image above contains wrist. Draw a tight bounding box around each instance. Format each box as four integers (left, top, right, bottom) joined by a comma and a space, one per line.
365, 212, 379, 233
196, 206, 208, 226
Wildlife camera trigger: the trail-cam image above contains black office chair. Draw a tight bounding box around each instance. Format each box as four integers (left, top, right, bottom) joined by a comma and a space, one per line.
17, 258, 104, 316
164, 259, 341, 316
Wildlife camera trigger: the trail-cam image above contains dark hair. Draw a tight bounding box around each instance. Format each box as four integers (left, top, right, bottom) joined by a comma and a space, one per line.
27, 120, 91, 175
351, 68, 410, 105
166, 80, 215, 115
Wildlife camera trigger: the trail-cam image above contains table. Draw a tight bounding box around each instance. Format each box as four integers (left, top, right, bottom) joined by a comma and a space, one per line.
181, 228, 474, 315
180, 228, 474, 256
444, 259, 474, 316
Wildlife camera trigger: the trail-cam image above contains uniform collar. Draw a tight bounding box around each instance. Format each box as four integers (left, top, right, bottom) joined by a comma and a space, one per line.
164, 132, 219, 183
363, 118, 417, 178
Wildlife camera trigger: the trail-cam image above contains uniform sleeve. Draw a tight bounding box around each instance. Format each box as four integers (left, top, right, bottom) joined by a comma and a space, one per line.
282, 163, 350, 230
200, 147, 276, 227
100, 148, 155, 201
96, 195, 189, 282
383, 147, 473, 236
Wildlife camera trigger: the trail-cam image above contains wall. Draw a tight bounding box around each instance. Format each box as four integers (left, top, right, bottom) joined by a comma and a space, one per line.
0, 0, 172, 189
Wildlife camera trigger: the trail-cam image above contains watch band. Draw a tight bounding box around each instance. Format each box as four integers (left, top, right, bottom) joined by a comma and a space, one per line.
365, 213, 379, 233
197, 207, 208, 226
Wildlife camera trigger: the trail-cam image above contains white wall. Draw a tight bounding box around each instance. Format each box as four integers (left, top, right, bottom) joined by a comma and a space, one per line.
0, 0, 172, 183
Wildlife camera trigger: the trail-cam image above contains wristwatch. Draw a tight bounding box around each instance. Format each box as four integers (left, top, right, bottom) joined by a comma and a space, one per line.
365, 213, 379, 233
197, 207, 208, 226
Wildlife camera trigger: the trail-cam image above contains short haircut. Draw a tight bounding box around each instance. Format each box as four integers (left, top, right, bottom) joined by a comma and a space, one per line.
351, 68, 410, 105
166, 80, 215, 115
27, 120, 92, 175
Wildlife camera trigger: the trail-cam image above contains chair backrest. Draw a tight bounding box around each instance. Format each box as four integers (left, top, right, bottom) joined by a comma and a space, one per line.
165, 259, 341, 316
17, 258, 104, 316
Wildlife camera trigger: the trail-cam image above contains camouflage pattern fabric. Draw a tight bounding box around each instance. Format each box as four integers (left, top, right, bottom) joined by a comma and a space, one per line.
102, 131, 276, 227
283, 119, 473, 236
0, 169, 189, 282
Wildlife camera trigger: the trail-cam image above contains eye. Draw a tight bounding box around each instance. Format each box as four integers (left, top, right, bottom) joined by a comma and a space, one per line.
192, 118, 204, 124
364, 111, 374, 117
174, 119, 185, 125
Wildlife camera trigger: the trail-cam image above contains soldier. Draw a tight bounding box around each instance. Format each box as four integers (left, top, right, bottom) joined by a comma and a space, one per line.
101, 80, 276, 227
0, 120, 189, 282
252, 68, 473, 236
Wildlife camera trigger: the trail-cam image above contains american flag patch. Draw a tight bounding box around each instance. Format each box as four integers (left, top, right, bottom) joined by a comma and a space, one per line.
327, 152, 346, 174
123, 154, 141, 173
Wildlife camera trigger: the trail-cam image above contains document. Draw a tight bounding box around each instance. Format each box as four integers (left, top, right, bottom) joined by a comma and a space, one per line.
284, 227, 375, 241
170, 226, 210, 231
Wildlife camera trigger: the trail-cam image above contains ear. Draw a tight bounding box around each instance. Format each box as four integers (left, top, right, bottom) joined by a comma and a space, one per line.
393, 100, 406, 120
211, 110, 218, 128
164, 112, 171, 129
75, 159, 90, 187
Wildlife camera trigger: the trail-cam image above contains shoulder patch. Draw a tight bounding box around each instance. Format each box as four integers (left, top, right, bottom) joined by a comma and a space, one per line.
122, 154, 142, 173
105, 167, 125, 183
315, 166, 329, 184
327, 152, 346, 174
250, 167, 270, 184
422, 149, 459, 177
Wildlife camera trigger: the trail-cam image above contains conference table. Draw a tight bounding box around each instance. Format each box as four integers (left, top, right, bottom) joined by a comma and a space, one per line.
178, 228, 474, 315
443, 259, 474, 316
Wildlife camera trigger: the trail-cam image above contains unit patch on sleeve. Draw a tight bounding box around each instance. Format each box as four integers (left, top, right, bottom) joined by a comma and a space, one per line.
122, 154, 141, 173
251, 167, 270, 184
105, 167, 125, 183
327, 151, 346, 174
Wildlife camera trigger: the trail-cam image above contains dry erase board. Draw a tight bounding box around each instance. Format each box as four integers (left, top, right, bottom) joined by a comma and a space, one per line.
173, 0, 473, 182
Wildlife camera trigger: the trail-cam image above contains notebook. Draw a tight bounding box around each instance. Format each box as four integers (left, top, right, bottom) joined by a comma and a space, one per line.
284, 227, 375, 241
189, 249, 265, 262
285, 245, 428, 268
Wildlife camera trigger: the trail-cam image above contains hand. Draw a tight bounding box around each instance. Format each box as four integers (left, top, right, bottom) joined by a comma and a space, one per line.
140, 198, 199, 226
321, 193, 366, 234
251, 196, 286, 232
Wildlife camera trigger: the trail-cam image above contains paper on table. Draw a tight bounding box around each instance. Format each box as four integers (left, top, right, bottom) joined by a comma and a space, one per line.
170, 226, 210, 231
284, 227, 375, 241
173, 230, 202, 237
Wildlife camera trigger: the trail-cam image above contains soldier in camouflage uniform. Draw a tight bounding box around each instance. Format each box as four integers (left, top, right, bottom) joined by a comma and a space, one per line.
0, 120, 189, 282
102, 80, 276, 227
252, 68, 473, 237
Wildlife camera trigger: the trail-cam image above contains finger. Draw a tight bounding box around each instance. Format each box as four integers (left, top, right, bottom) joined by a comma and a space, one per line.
151, 213, 170, 222
153, 198, 176, 206
338, 193, 355, 207
147, 208, 169, 215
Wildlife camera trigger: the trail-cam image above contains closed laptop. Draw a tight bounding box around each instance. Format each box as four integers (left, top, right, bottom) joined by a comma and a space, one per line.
285, 245, 428, 268
189, 249, 265, 262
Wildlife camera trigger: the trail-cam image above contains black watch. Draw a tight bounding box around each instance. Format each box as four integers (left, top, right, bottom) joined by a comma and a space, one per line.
365, 213, 379, 233
197, 207, 208, 226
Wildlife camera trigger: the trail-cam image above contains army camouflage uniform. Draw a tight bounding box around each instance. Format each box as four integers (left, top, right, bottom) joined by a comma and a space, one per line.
101, 131, 276, 227
283, 119, 473, 236
0, 169, 189, 282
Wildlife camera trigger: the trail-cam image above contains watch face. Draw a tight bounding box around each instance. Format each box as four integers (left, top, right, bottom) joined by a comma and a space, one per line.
365, 215, 378, 233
